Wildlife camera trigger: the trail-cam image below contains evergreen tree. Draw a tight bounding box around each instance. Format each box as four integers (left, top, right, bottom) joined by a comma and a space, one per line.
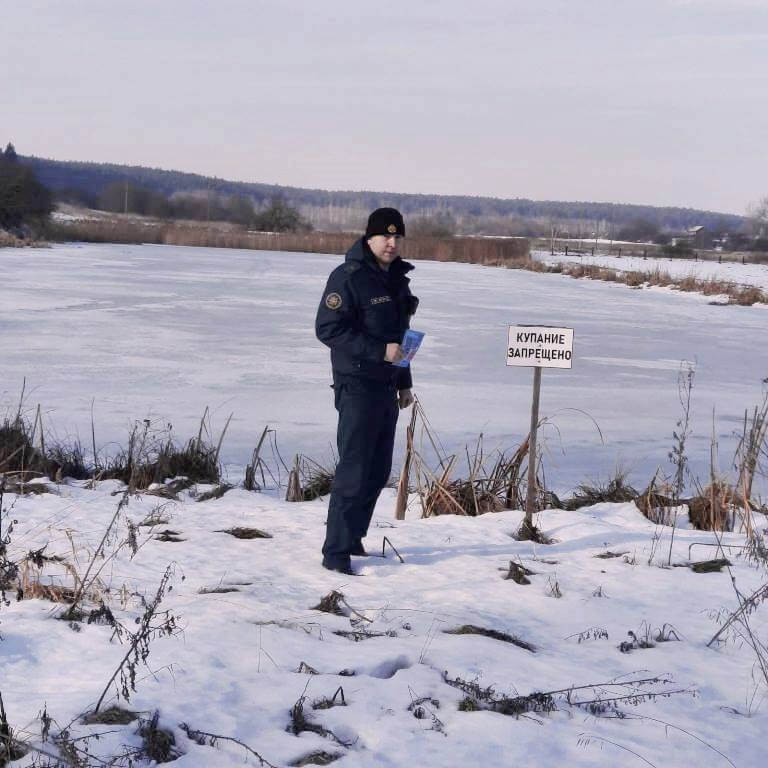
0, 147, 54, 230
3, 142, 18, 162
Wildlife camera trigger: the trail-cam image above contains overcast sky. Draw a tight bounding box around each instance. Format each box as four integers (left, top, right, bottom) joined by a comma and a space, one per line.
3, 0, 766, 214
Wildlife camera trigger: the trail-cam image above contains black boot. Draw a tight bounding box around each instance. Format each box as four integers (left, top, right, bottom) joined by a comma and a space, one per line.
322, 557, 355, 575
350, 539, 368, 557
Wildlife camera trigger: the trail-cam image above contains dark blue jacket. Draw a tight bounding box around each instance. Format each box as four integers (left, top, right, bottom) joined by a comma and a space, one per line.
316, 237, 418, 390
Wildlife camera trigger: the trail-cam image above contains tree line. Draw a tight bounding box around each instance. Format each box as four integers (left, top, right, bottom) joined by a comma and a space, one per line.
93, 180, 311, 232
2, 144, 313, 234
21, 154, 746, 236
7, 149, 766, 247
0, 143, 53, 232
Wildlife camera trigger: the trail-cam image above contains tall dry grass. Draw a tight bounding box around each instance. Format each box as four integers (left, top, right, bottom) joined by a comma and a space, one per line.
48, 218, 530, 265
526, 259, 768, 305
0, 229, 45, 248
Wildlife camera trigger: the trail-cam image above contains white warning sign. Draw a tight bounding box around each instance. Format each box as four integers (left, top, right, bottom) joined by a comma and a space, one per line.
507, 325, 574, 369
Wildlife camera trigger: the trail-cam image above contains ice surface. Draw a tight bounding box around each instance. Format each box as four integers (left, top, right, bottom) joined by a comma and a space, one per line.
1, 242, 766, 495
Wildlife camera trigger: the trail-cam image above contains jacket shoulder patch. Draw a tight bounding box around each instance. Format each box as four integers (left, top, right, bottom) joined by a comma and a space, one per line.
325, 292, 343, 310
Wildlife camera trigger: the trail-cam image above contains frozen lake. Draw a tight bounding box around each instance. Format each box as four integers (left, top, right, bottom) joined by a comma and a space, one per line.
1, 242, 766, 495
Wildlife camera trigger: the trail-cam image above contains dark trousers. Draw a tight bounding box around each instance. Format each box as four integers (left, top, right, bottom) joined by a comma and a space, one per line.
322, 378, 399, 565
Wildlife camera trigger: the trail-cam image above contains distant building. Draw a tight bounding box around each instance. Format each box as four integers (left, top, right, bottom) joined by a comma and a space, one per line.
671, 225, 712, 249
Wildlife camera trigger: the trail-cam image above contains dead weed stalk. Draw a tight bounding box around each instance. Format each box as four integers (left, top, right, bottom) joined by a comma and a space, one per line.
92, 565, 180, 714
179, 722, 277, 767
444, 671, 692, 719
286, 454, 336, 502
407, 399, 533, 518
286, 684, 351, 748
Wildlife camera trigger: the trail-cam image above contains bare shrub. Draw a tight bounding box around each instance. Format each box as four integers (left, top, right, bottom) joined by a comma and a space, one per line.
138, 711, 181, 763
105, 431, 223, 489
563, 473, 638, 511
45, 439, 89, 481
286, 455, 335, 502
688, 482, 737, 531
407, 400, 532, 518
731, 285, 766, 306
1, 399, 91, 483
18, 560, 77, 604
2, 396, 232, 489
300, 457, 335, 501
0, 414, 45, 477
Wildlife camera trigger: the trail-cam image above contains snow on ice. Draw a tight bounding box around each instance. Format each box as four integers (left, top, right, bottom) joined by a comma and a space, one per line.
1, 243, 766, 495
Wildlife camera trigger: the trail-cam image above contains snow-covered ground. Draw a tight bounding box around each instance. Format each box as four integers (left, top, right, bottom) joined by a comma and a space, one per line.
1, 243, 766, 497
1, 481, 766, 767
535, 249, 768, 292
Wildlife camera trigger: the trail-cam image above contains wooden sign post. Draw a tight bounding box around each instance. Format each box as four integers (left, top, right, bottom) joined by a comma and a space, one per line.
507, 326, 574, 530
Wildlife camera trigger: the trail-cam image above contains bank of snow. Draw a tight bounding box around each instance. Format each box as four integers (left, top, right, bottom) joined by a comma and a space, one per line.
534, 249, 768, 292
1, 481, 765, 767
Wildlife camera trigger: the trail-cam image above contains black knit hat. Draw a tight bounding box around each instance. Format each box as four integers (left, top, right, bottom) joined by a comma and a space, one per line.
365, 207, 405, 238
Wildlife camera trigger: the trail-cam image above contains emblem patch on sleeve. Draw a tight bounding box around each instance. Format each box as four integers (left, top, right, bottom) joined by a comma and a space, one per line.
325, 292, 342, 310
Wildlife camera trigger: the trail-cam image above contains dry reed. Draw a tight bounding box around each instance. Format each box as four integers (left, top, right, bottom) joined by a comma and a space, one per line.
526, 258, 767, 305
50, 217, 530, 265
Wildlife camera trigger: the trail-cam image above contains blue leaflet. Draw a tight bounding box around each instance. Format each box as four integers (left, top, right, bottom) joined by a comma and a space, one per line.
395, 329, 425, 367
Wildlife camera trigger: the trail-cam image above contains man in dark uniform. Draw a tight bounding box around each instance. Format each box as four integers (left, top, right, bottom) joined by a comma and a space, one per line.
315, 207, 418, 575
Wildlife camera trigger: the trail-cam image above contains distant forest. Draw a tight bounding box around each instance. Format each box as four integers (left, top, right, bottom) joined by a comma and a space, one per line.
21, 154, 746, 238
